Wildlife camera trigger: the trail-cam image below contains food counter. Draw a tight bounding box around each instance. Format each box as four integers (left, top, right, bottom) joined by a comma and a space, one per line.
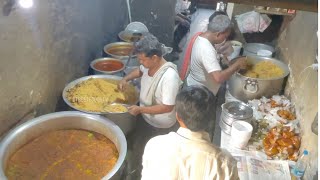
220, 95, 301, 179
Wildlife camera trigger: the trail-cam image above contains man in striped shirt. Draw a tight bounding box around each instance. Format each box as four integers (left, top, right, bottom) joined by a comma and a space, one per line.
141, 85, 239, 180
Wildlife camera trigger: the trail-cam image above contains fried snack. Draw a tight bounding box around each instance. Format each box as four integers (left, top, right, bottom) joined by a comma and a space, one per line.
282, 130, 295, 139
270, 100, 282, 108
291, 136, 301, 149
270, 126, 282, 136
288, 152, 299, 161
277, 109, 296, 120
263, 126, 300, 161
263, 138, 279, 156
276, 138, 293, 147
243, 61, 284, 79
66, 78, 137, 113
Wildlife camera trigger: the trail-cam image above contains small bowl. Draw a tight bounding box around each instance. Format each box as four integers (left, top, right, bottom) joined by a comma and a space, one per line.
90, 58, 125, 76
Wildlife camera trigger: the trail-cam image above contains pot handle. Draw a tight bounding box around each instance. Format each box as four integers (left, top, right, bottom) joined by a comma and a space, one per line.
243, 79, 259, 94
221, 102, 227, 109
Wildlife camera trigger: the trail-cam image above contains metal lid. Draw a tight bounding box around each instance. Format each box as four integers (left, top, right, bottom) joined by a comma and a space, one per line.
243, 43, 275, 54
222, 101, 253, 119
219, 119, 232, 135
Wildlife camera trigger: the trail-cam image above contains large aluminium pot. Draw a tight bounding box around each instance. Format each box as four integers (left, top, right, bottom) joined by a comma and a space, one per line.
228, 56, 289, 102
63, 75, 140, 135
0, 111, 127, 180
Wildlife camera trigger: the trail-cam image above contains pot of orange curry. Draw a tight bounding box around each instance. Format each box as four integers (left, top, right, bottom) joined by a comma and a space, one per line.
90, 57, 125, 77
0, 111, 127, 179
228, 56, 290, 102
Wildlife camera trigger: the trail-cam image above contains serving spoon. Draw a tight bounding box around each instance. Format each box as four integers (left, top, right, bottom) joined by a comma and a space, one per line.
125, 32, 142, 68
102, 103, 130, 113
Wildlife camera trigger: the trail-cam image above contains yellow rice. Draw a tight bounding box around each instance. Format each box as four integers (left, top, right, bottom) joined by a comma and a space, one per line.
243, 61, 284, 79
66, 78, 135, 112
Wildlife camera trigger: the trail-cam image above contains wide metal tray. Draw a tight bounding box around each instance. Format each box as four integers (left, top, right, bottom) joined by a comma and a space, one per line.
62, 75, 139, 115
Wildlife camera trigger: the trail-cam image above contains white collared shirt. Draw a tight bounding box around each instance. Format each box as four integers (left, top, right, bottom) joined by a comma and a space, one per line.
141, 128, 239, 180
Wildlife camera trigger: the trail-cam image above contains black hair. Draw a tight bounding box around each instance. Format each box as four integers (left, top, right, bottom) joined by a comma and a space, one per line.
175, 85, 216, 132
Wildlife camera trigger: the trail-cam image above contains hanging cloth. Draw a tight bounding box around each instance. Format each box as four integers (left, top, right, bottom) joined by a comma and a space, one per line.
179, 32, 203, 80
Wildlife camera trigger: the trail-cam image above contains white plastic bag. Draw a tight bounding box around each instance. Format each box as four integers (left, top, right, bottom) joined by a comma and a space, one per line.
259, 14, 272, 32
235, 11, 272, 33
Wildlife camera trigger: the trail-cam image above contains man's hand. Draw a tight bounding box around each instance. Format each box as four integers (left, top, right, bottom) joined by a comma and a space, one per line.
216, 41, 234, 57
234, 57, 248, 70
210, 56, 248, 84
118, 79, 128, 91
128, 105, 141, 116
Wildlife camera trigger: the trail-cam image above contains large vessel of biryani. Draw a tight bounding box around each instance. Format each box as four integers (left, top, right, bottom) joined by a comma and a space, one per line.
64, 76, 139, 113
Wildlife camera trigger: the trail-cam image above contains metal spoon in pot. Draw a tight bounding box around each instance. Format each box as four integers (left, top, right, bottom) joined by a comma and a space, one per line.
238, 56, 253, 74
103, 103, 130, 113
125, 32, 142, 68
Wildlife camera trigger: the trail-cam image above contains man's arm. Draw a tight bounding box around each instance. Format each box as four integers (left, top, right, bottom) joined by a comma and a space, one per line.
118, 67, 142, 91
128, 104, 174, 116
210, 57, 247, 84
122, 67, 142, 82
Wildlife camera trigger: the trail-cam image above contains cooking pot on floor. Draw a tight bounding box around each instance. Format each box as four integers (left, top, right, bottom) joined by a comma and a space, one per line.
0, 111, 127, 180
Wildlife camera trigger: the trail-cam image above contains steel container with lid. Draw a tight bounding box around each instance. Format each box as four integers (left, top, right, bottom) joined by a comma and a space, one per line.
219, 101, 253, 135
243, 43, 275, 57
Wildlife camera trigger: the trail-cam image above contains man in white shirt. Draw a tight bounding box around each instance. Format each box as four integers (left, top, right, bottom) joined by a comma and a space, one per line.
119, 33, 181, 179
118, 33, 181, 129
141, 85, 239, 180
186, 14, 247, 95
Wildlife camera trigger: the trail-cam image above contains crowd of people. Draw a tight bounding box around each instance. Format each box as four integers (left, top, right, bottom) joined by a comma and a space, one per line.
118, 12, 247, 180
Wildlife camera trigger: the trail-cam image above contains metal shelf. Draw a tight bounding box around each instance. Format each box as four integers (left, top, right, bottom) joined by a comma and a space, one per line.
254, 8, 296, 17
225, 0, 317, 12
